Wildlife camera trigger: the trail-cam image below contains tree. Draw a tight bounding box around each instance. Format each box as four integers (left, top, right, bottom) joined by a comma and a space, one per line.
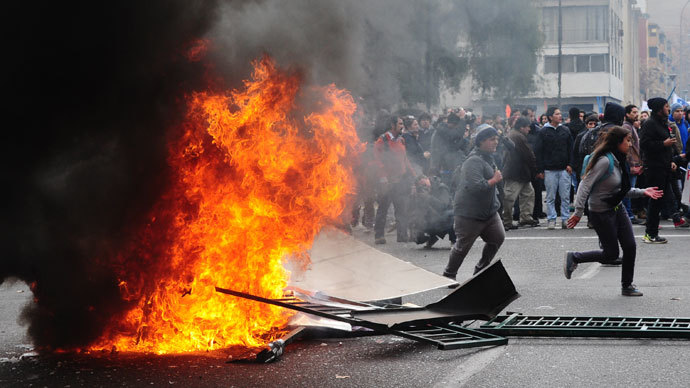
360, 0, 543, 109
460, 0, 544, 103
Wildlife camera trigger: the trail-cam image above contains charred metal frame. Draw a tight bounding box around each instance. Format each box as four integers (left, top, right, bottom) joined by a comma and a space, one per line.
215, 287, 508, 350
215, 257, 690, 358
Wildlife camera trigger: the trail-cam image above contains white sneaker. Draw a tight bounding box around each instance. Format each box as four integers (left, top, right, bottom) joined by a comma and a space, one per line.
547, 220, 556, 230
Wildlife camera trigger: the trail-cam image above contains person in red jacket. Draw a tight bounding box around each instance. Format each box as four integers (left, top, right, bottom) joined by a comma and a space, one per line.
373, 116, 416, 244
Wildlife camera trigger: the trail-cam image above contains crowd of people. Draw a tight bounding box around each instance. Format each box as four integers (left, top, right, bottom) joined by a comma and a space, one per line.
350, 98, 690, 296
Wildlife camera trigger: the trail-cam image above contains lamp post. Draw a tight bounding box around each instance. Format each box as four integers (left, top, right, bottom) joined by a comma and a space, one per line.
557, 0, 562, 107
682, 0, 690, 99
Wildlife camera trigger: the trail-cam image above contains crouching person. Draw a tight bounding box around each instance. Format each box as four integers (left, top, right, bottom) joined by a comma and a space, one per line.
409, 175, 456, 248
443, 125, 505, 281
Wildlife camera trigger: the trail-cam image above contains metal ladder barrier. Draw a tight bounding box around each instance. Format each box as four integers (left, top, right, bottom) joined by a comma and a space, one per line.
480, 313, 690, 339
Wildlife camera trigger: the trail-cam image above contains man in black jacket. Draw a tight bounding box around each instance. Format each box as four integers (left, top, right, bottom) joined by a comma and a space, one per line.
535, 106, 573, 229
566, 107, 586, 140
639, 97, 678, 243
502, 117, 539, 229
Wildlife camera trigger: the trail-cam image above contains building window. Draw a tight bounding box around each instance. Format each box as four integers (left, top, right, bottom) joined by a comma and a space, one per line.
542, 6, 608, 43
544, 54, 608, 73
649, 47, 658, 58
649, 26, 658, 36
544, 56, 558, 73
590, 55, 606, 72
576, 55, 589, 72
563, 55, 575, 72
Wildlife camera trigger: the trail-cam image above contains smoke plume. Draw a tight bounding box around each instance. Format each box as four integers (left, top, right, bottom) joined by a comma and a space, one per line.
2, 0, 461, 350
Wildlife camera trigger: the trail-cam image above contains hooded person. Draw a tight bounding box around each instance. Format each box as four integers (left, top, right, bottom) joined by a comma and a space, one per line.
669, 103, 688, 154
639, 97, 688, 242
443, 125, 505, 282
566, 107, 586, 140
577, 103, 626, 173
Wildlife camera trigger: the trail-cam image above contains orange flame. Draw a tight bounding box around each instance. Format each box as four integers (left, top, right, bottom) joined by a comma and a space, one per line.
93, 56, 361, 354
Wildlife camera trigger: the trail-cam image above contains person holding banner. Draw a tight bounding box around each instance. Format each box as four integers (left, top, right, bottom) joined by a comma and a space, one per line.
564, 126, 663, 296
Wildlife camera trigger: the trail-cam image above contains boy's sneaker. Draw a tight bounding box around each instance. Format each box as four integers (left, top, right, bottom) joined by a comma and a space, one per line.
547, 220, 556, 230
563, 252, 577, 279
674, 218, 690, 228
642, 234, 667, 244
561, 220, 568, 229
621, 284, 643, 296
374, 237, 386, 245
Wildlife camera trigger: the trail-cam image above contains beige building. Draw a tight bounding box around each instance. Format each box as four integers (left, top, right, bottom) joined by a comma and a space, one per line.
643, 22, 676, 99
442, 0, 648, 117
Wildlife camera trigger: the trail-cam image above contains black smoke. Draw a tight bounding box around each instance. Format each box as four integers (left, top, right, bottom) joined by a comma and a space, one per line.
2, 0, 476, 350
2, 1, 219, 349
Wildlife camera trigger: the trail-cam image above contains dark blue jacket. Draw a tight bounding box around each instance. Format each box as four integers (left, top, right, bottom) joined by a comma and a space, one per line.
535, 123, 573, 172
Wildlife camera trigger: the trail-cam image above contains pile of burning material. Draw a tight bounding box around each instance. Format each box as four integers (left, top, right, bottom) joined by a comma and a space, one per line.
86, 56, 363, 355
218, 260, 520, 362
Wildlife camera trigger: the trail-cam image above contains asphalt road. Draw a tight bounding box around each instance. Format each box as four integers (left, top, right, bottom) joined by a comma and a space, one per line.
2, 218, 689, 387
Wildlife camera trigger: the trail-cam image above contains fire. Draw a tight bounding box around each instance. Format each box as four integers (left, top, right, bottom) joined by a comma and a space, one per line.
93, 56, 361, 354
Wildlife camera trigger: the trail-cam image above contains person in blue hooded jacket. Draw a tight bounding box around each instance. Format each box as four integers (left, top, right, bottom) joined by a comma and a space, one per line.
669, 103, 688, 154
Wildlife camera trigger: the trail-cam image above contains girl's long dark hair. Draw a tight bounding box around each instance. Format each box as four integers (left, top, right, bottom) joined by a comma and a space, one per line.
584, 125, 630, 176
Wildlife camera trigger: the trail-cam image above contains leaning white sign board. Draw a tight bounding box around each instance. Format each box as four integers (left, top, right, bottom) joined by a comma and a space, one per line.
287, 227, 456, 302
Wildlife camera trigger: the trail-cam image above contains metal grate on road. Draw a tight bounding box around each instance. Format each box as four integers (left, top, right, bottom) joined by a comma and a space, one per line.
480, 313, 690, 338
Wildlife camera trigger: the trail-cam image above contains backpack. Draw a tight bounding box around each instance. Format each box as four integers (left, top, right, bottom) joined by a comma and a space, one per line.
578, 125, 601, 156
581, 152, 615, 185
578, 123, 614, 157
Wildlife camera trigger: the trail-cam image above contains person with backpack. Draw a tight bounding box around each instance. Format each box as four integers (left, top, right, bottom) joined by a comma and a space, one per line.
564, 126, 663, 296
572, 114, 600, 182
576, 103, 626, 167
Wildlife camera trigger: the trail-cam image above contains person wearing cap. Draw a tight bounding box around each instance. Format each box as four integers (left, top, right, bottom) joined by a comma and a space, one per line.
639, 98, 686, 243
535, 106, 574, 229
442, 125, 505, 281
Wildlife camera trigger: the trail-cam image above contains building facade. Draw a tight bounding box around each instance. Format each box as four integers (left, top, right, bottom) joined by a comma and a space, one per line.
643, 22, 676, 99
523, 0, 641, 115
442, 0, 652, 117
